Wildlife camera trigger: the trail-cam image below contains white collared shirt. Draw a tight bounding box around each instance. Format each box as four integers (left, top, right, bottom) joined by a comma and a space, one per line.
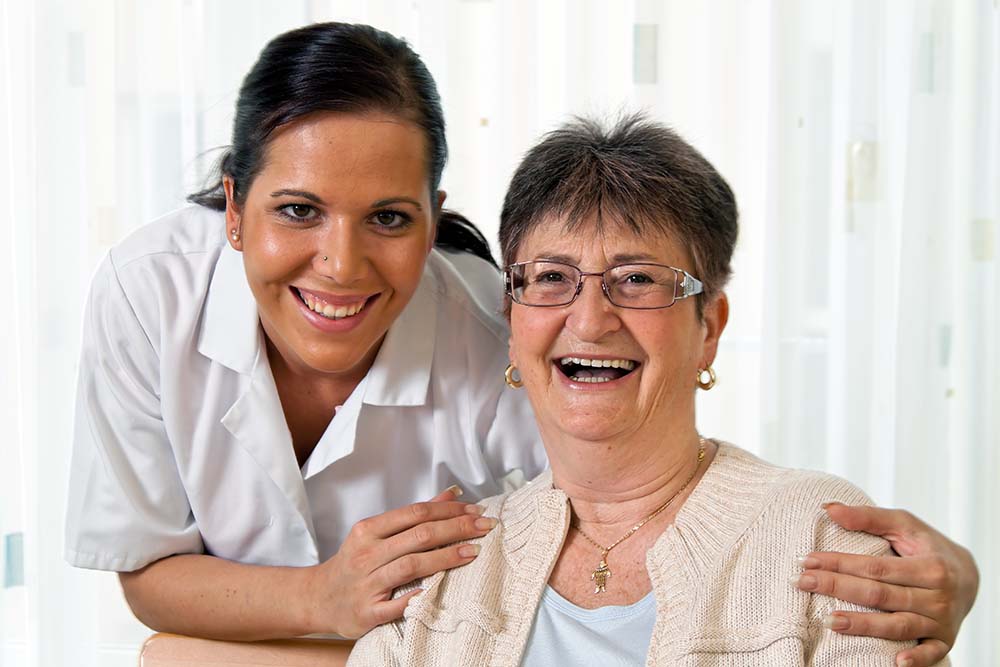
65, 206, 546, 572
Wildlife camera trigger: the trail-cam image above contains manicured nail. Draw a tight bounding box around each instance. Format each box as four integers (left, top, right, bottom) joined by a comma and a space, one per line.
458, 544, 481, 558
790, 574, 817, 591
474, 517, 497, 531
897, 658, 913, 667
796, 556, 820, 569
444, 484, 463, 498
465, 504, 486, 515
822, 614, 849, 631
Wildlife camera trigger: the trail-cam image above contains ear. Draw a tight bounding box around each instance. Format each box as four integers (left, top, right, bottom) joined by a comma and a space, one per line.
223, 176, 243, 252
699, 292, 729, 368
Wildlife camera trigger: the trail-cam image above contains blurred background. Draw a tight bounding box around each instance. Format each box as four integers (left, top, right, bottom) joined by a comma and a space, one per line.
1, 0, 997, 665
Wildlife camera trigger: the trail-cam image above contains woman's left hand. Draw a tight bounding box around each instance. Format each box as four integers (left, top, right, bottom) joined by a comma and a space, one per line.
794, 503, 979, 667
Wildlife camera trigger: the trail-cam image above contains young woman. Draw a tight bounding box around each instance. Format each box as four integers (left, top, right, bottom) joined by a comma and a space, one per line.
65, 22, 975, 665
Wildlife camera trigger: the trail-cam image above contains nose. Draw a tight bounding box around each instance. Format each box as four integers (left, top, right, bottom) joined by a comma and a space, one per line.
316, 218, 368, 285
564, 275, 621, 341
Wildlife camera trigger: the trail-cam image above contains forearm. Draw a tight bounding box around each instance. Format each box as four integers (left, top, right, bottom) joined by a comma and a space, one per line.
119, 554, 323, 641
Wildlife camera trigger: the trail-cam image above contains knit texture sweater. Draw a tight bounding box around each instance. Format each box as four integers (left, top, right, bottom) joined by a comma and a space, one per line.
349, 443, 941, 666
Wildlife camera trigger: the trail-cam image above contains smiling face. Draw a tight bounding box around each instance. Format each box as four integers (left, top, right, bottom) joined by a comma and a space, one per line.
508, 217, 727, 444
225, 112, 440, 381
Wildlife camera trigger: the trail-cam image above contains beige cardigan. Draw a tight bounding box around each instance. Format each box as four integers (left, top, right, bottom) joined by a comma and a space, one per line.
350, 444, 938, 666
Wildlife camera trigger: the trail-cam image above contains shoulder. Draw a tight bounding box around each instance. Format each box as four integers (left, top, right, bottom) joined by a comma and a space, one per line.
424, 249, 508, 344
420, 250, 517, 419
695, 443, 888, 557
709, 443, 873, 505
86, 206, 229, 354
99, 206, 226, 314
109, 205, 226, 269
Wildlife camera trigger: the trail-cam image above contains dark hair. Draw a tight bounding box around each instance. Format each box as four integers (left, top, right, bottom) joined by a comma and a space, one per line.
498, 113, 738, 309
189, 21, 494, 266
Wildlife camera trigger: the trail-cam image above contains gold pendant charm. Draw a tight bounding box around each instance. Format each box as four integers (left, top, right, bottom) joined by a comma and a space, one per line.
591, 558, 612, 593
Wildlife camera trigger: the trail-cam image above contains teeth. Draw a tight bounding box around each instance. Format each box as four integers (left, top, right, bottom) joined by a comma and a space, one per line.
571, 376, 612, 383
560, 357, 636, 371
300, 290, 367, 320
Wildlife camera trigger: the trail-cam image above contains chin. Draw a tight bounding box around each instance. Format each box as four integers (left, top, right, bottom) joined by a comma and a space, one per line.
550, 413, 629, 444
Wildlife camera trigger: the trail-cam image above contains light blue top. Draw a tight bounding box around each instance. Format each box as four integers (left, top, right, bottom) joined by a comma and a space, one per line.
520, 585, 656, 666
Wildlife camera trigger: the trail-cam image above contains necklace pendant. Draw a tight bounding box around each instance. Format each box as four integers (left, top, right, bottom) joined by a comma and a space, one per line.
591, 558, 612, 594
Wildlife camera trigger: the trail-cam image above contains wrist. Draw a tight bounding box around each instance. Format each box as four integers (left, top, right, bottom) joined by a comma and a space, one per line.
291, 563, 327, 636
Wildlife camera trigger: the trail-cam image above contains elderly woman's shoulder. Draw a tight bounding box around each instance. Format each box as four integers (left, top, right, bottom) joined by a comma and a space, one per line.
706, 443, 888, 557
712, 441, 874, 506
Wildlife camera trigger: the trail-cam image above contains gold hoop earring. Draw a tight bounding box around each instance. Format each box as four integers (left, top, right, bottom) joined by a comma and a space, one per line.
504, 363, 523, 389
697, 366, 716, 390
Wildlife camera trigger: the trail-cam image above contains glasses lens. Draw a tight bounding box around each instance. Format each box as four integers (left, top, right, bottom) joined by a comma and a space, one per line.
605, 264, 678, 308
510, 262, 580, 306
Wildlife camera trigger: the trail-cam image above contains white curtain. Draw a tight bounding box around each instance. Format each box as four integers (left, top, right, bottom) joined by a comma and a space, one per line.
1, 1, 996, 665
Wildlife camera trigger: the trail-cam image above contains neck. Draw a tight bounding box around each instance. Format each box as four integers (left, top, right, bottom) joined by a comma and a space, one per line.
547, 428, 711, 532
265, 337, 374, 408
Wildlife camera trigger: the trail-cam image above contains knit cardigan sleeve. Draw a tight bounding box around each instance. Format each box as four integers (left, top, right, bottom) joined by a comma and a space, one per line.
795, 479, 949, 666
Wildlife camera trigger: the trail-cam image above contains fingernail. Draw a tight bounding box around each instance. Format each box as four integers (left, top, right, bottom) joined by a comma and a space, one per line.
474, 517, 497, 531
789, 573, 817, 591
897, 658, 913, 667
822, 614, 849, 631
465, 504, 486, 515
458, 544, 481, 558
796, 556, 820, 569
444, 484, 463, 498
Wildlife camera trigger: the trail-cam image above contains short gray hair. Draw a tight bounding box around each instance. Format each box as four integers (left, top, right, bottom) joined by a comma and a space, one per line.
498, 113, 739, 311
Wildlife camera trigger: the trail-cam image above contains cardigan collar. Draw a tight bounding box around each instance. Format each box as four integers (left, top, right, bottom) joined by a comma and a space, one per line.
496, 444, 775, 571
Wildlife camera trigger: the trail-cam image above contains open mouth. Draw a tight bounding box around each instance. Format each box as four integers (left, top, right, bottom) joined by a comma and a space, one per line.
555, 356, 640, 384
293, 287, 378, 321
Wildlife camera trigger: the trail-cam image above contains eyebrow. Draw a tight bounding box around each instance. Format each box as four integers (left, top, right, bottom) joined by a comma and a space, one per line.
371, 197, 423, 211
610, 252, 660, 263
268, 191, 423, 211
270, 189, 324, 204
534, 252, 663, 265
537, 253, 578, 265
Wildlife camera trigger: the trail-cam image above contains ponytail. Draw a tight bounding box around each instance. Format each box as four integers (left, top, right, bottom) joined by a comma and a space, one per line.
434, 210, 498, 268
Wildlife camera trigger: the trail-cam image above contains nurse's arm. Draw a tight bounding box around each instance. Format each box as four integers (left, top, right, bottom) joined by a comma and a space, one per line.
121, 554, 321, 639
119, 493, 495, 640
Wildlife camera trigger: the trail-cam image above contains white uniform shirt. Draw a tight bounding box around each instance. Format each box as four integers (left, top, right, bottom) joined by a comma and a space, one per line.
65, 206, 547, 572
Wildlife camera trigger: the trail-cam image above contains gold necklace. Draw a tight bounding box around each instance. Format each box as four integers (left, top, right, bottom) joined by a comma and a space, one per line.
572, 437, 707, 594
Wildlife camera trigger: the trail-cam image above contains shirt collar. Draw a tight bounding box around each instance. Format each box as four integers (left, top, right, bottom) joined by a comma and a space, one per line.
361, 261, 438, 407
198, 241, 439, 408
198, 243, 260, 375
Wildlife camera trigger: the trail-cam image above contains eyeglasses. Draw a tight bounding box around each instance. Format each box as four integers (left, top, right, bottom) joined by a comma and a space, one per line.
504, 260, 703, 309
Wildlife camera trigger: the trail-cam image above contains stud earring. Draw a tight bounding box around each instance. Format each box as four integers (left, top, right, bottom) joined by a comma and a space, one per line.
504, 364, 523, 389
230, 229, 239, 241
697, 366, 716, 390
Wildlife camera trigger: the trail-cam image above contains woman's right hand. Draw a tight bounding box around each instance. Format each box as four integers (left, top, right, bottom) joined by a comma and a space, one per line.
306, 487, 497, 638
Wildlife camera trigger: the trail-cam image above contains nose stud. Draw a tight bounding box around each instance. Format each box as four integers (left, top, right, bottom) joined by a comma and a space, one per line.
322, 256, 328, 262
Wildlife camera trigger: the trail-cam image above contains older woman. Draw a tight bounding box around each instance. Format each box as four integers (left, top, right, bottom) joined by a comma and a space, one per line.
347, 115, 955, 665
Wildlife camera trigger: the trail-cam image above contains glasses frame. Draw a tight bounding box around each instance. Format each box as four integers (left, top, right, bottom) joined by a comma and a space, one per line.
503, 260, 704, 310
